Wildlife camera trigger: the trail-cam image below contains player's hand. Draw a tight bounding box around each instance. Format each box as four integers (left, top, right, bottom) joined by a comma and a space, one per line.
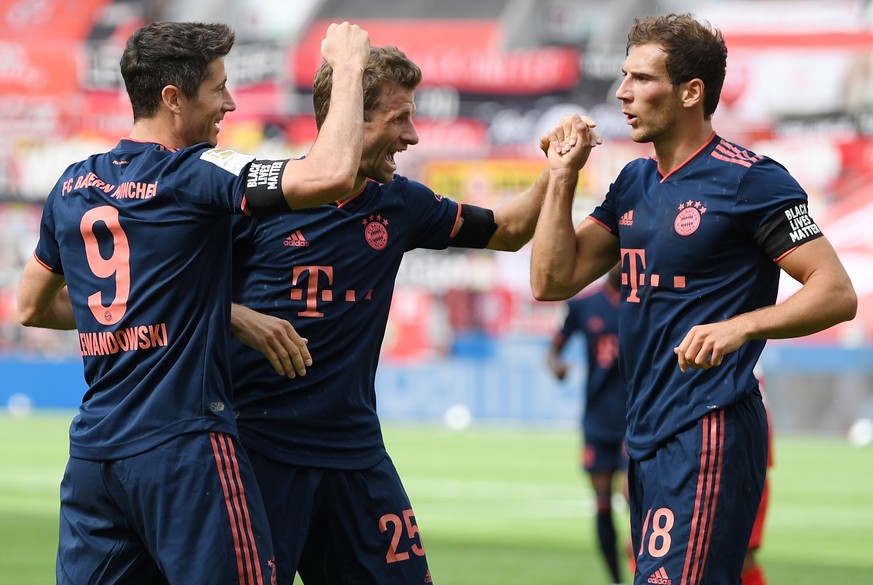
674, 319, 748, 373
540, 114, 601, 170
321, 22, 370, 71
549, 361, 569, 381
231, 304, 312, 378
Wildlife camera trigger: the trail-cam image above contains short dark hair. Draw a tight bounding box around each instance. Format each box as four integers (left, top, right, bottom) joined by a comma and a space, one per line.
626, 13, 727, 119
120, 22, 235, 120
312, 45, 422, 129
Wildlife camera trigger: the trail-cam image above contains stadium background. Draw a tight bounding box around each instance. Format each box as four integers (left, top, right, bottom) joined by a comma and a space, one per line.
0, 0, 872, 439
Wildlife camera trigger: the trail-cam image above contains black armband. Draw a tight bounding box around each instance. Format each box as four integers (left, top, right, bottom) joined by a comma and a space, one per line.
244, 159, 290, 213
755, 201, 823, 260
452, 204, 498, 249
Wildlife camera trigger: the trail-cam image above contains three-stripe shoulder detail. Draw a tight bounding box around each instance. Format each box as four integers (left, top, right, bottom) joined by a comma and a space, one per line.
709, 139, 763, 168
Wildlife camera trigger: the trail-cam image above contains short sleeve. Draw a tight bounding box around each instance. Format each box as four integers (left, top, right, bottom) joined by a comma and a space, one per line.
399, 178, 461, 251
735, 159, 823, 260
34, 192, 63, 274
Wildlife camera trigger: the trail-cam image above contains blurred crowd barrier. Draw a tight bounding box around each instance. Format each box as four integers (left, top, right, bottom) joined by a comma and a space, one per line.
2, 337, 873, 437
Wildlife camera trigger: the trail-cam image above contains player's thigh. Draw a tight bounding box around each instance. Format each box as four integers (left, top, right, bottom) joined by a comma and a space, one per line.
113, 432, 276, 585
298, 455, 431, 585
57, 456, 166, 585
247, 450, 325, 584
631, 396, 767, 585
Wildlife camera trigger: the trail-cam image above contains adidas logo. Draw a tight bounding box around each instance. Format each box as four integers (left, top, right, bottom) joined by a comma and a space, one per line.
619, 209, 634, 226
283, 229, 309, 247
647, 567, 671, 585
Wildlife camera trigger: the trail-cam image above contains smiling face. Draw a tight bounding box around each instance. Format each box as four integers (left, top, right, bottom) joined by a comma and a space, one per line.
615, 43, 684, 145
358, 83, 419, 186
179, 57, 236, 146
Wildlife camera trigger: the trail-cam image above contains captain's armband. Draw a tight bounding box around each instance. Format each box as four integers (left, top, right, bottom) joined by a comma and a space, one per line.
452, 204, 498, 249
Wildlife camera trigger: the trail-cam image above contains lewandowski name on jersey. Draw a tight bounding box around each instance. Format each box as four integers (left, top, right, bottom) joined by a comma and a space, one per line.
78, 322, 169, 357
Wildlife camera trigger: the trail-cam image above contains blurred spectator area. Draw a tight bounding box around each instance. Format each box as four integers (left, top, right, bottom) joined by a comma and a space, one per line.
1, 0, 871, 430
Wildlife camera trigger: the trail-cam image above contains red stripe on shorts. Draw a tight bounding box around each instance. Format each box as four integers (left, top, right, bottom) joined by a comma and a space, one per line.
681, 409, 725, 585
211, 432, 265, 585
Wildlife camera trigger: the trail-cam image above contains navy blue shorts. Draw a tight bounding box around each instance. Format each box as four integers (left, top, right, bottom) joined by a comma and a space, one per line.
57, 432, 275, 585
628, 391, 768, 585
248, 451, 431, 585
581, 438, 629, 474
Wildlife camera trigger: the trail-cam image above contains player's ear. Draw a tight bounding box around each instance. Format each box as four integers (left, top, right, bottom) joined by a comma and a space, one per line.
161, 85, 183, 114
680, 78, 704, 110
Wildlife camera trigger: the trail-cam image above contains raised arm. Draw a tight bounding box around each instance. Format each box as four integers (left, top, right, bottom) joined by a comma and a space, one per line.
17, 256, 76, 330
485, 114, 600, 251
280, 22, 370, 208
530, 121, 619, 301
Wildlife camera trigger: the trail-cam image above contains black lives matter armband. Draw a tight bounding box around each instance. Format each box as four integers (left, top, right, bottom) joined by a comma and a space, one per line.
755, 201, 824, 260
244, 159, 290, 213
452, 204, 498, 249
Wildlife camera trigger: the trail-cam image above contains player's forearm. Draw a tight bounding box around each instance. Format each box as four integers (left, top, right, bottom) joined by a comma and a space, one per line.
230, 303, 254, 341
487, 169, 550, 251
29, 297, 77, 330
530, 169, 583, 300
737, 237, 858, 340
738, 270, 857, 341
17, 265, 76, 330
229, 302, 280, 353
230, 303, 312, 378
282, 65, 364, 208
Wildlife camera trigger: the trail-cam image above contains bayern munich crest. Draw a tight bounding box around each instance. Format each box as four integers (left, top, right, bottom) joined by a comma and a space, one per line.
674, 200, 707, 236
362, 214, 389, 250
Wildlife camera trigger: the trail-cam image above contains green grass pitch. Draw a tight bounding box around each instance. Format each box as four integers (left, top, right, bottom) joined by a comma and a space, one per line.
1, 412, 871, 584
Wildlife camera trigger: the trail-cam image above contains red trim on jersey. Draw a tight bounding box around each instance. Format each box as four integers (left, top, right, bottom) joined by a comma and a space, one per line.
660, 133, 717, 182
772, 246, 797, 262
210, 432, 265, 585
33, 251, 55, 272
120, 138, 176, 151
241, 196, 253, 217
336, 182, 370, 208
449, 203, 464, 238
587, 215, 614, 234
682, 409, 725, 585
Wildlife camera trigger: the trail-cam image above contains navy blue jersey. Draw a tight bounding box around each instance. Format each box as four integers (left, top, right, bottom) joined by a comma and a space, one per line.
590, 135, 822, 459
559, 285, 626, 444
230, 175, 461, 469
35, 139, 257, 459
